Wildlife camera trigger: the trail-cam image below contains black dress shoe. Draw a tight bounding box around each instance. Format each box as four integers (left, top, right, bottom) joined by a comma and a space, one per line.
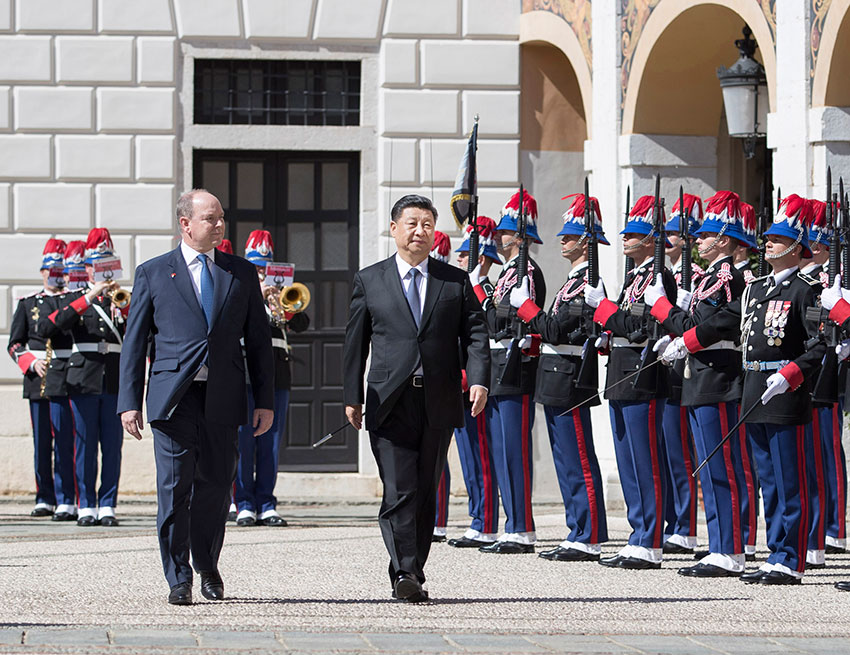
618, 556, 661, 570
77, 515, 97, 527
826, 544, 847, 555
431, 534, 446, 543
663, 542, 694, 555
227, 510, 237, 522
759, 570, 801, 585
807, 562, 826, 570
236, 516, 256, 527
740, 569, 768, 584
100, 516, 119, 527
678, 563, 740, 578
259, 515, 287, 527
693, 550, 710, 560
31, 506, 54, 517
199, 571, 224, 600
168, 583, 192, 606
599, 555, 625, 568
835, 580, 850, 591
392, 573, 423, 602
745, 553, 756, 562
448, 536, 492, 548
478, 541, 534, 554
538, 546, 600, 562
52, 511, 76, 522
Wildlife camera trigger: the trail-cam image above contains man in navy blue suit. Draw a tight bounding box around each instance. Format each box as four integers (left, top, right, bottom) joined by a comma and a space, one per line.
118, 189, 274, 606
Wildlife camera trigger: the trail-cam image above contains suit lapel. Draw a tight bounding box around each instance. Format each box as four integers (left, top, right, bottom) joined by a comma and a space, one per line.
209, 252, 234, 333
383, 257, 418, 331
419, 258, 443, 333
168, 248, 207, 326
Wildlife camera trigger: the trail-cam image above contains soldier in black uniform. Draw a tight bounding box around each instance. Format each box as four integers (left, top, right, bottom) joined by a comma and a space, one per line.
644, 190, 752, 577
668, 194, 824, 585
7, 239, 76, 520
508, 194, 608, 561
41, 228, 127, 527
470, 189, 546, 553
583, 194, 676, 569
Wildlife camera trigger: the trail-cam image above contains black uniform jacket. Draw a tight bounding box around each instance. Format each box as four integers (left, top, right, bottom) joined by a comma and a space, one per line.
592, 258, 677, 401
480, 255, 546, 396
685, 268, 824, 425
343, 255, 490, 431
42, 288, 126, 396
268, 310, 309, 390
518, 261, 599, 408
650, 256, 745, 407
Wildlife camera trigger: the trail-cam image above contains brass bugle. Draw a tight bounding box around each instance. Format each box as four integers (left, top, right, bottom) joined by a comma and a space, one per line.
108, 286, 131, 309
279, 282, 310, 313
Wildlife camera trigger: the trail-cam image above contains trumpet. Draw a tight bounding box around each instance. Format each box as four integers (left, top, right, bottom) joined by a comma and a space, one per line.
107, 285, 131, 309
279, 282, 311, 314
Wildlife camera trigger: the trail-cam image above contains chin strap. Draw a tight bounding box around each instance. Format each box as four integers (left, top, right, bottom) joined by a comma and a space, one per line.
623, 228, 655, 252
765, 231, 803, 260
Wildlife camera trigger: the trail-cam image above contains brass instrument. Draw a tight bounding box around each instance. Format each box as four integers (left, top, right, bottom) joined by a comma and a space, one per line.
265, 287, 287, 327
279, 282, 311, 314
107, 286, 131, 309
40, 339, 53, 398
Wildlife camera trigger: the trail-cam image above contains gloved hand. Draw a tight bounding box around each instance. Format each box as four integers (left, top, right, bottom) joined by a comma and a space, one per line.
761, 372, 791, 404
509, 277, 530, 309
676, 287, 693, 311
643, 274, 665, 307
517, 335, 532, 350
842, 288, 850, 302
584, 280, 606, 309
837, 339, 850, 360
821, 277, 842, 311
661, 337, 688, 364
468, 263, 484, 286
594, 332, 610, 350
652, 334, 672, 353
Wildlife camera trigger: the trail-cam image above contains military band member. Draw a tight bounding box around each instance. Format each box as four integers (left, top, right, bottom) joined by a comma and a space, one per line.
234, 230, 309, 527
645, 191, 752, 577
449, 217, 502, 548
7, 239, 76, 520
583, 195, 677, 569
471, 190, 546, 554
668, 194, 823, 585
42, 228, 127, 527
508, 194, 609, 561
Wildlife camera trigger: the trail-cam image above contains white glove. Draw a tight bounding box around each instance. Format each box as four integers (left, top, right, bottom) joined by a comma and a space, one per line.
761, 372, 791, 404
584, 280, 606, 309
821, 277, 842, 311
842, 288, 850, 302
509, 277, 530, 309
837, 339, 850, 361
661, 337, 688, 364
594, 332, 610, 350
517, 335, 532, 350
652, 334, 672, 353
676, 288, 693, 311
643, 274, 665, 308
468, 263, 484, 286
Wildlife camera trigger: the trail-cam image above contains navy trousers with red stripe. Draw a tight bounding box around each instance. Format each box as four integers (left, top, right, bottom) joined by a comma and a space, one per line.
486, 395, 535, 534
738, 423, 759, 551
608, 399, 666, 549
661, 401, 698, 543
452, 409, 500, 534
815, 403, 846, 545
434, 462, 450, 529
689, 402, 748, 554
747, 422, 808, 573
543, 405, 607, 545
29, 398, 76, 508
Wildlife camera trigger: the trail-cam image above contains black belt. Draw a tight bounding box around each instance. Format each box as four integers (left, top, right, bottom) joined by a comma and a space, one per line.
411, 375, 424, 388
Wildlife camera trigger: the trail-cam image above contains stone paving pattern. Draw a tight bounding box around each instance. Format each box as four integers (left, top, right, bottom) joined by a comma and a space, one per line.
0, 498, 848, 654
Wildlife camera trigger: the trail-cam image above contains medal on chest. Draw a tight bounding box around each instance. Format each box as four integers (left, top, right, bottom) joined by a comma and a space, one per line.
763, 300, 790, 346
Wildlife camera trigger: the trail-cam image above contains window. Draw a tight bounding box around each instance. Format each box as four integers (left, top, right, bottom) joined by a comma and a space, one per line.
194, 59, 361, 126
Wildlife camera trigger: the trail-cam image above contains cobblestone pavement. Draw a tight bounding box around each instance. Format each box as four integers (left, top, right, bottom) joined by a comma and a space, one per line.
0, 497, 848, 654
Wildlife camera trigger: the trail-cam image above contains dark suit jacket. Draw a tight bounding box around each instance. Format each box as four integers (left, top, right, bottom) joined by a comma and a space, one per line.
343, 255, 490, 430
117, 246, 274, 426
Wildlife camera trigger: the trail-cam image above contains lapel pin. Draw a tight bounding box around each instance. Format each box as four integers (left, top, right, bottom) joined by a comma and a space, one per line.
171, 273, 176, 278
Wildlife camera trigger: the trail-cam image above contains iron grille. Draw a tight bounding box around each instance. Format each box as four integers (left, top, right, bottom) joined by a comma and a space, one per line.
194, 59, 361, 126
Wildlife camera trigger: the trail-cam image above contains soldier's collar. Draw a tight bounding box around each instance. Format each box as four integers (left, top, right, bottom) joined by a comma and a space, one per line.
708, 255, 733, 272
569, 261, 589, 278
767, 265, 798, 287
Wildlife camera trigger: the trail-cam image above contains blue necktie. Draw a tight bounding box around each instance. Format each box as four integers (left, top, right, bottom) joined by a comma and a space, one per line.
198, 253, 215, 327
405, 269, 421, 328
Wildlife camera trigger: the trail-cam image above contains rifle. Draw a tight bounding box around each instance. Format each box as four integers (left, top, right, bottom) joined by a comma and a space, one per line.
678, 185, 692, 292
812, 168, 840, 403
756, 176, 769, 277
624, 186, 634, 285
574, 177, 599, 390
497, 186, 528, 387
632, 174, 665, 393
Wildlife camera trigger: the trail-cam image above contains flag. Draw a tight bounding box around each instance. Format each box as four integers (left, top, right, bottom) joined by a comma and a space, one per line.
450, 120, 478, 230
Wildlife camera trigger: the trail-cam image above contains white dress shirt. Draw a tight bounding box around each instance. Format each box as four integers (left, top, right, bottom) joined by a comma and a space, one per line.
180, 240, 216, 381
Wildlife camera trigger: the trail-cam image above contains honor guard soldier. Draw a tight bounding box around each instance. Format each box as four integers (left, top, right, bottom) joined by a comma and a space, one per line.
234, 231, 309, 527
669, 194, 824, 585
657, 194, 704, 555
508, 193, 609, 562
448, 217, 502, 549
471, 190, 546, 554
802, 200, 846, 566
583, 194, 677, 570
8, 239, 76, 519
43, 229, 127, 527
644, 191, 753, 577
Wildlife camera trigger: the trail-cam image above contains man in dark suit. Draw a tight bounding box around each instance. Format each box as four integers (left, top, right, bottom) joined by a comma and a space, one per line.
117, 189, 274, 606
343, 194, 490, 603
